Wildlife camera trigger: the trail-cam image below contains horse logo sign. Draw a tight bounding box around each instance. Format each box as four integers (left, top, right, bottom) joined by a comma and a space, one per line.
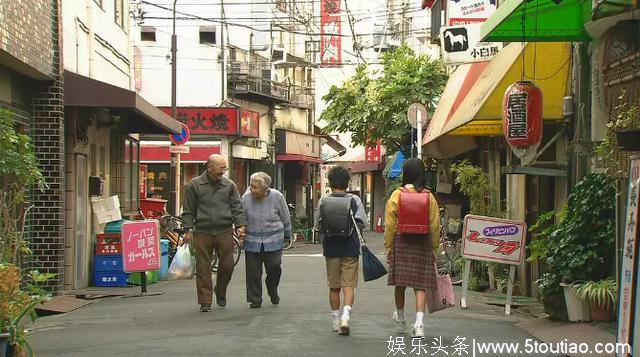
443, 28, 468, 52
440, 23, 502, 65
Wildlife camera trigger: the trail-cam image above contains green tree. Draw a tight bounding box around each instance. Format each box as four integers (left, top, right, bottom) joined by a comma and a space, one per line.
320, 45, 448, 154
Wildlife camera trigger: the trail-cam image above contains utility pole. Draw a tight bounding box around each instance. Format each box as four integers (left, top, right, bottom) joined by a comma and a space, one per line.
220, 0, 225, 102
170, 0, 180, 216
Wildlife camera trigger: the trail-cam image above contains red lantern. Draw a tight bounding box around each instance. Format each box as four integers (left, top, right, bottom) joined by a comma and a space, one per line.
502, 81, 543, 162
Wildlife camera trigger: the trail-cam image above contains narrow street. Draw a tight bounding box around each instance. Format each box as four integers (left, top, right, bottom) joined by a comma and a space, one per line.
31, 233, 550, 357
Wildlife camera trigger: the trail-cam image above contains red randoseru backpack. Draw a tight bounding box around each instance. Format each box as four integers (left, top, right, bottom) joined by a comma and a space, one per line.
397, 187, 430, 235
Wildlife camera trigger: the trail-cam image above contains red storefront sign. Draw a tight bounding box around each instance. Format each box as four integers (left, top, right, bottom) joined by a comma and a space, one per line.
139, 164, 148, 199
161, 107, 239, 135
502, 81, 543, 160
365, 140, 382, 164
320, 0, 342, 67
140, 145, 221, 163
240, 110, 260, 138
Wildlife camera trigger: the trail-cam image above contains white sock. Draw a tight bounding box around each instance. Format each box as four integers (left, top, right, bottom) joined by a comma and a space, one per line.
331, 310, 340, 319
415, 312, 425, 327
342, 305, 352, 319
396, 309, 406, 321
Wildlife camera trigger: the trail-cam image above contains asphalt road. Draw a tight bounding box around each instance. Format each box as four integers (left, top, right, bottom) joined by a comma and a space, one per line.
30, 233, 555, 357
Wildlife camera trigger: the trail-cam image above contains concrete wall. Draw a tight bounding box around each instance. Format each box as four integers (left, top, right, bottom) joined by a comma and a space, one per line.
62, 0, 131, 89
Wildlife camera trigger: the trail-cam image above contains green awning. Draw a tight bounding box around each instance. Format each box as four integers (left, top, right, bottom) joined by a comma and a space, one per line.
480, 0, 592, 42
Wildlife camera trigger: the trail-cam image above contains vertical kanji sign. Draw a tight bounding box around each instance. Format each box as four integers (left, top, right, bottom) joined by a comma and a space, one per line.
365, 140, 382, 164
320, 0, 341, 67
122, 220, 161, 272
617, 156, 640, 356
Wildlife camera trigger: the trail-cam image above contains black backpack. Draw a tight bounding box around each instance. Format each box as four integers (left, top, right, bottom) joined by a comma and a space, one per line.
320, 195, 355, 238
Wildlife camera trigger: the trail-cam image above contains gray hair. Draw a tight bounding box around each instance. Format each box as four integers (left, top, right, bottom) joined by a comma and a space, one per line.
249, 172, 272, 189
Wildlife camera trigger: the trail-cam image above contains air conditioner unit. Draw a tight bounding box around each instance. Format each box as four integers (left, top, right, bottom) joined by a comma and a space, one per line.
272, 47, 287, 64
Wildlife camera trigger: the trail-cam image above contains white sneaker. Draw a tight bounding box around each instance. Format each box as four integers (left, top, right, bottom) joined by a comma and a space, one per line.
339, 318, 350, 336
332, 317, 340, 332
411, 325, 425, 338
391, 311, 407, 332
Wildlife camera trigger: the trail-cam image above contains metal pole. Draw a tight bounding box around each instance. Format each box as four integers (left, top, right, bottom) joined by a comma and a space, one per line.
220, 0, 225, 102
170, 0, 178, 215
417, 110, 422, 159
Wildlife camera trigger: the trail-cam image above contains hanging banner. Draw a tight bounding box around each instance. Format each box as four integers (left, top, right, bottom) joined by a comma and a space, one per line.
320, 164, 336, 196
617, 156, 640, 356
320, 0, 342, 67
440, 23, 502, 65
365, 140, 382, 164
447, 0, 497, 25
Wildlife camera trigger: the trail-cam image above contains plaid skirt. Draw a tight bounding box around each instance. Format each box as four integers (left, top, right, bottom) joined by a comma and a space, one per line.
387, 234, 437, 291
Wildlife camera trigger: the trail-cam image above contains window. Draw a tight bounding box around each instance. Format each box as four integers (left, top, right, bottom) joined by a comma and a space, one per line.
141, 27, 156, 42
114, 0, 125, 28
112, 136, 140, 213
199, 27, 216, 45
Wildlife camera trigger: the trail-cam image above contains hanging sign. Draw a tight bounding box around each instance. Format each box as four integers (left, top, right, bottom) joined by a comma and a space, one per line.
502, 81, 543, 164
122, 220, 161, 273
617, 156, 640, 356
320, 0, 342, 67
365, 140, 382, 164
447, 0, 497, 25
440, 24, 502, 65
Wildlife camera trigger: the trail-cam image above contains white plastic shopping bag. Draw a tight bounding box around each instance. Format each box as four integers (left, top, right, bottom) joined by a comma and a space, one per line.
168, 243, 194, 279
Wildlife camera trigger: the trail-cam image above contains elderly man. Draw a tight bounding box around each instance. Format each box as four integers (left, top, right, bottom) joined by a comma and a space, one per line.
241, 172, 291, 308
182, 154, 247, 312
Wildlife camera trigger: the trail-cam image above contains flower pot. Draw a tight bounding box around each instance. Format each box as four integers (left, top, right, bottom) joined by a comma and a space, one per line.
590, 304, 612, 322
616, 129, 640, 152
0, 333, 9, 357
561, 283, 591, 322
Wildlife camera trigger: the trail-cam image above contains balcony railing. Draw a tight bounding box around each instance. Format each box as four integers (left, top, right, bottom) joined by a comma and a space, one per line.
228, 61, 289, 103
288, 85, 314, 109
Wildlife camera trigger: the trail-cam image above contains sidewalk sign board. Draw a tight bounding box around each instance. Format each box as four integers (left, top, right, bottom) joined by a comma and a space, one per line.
122, 220, 164, 296
459, 215, 527, 315
617, 156, 640, 356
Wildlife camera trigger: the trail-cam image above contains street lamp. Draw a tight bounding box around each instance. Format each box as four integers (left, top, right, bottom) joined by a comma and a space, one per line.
169, 0, 179, 215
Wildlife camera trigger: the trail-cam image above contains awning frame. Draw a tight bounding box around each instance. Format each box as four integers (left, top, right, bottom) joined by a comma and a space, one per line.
64, 70, 182, 134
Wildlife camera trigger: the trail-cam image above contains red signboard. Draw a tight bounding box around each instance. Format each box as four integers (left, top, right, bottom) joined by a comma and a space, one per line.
122, 220, 161, 273
139, 164, 148, 199
240, 110, 260, 138
140, 145, 221, 163
161, 107, 239, 135
365, 140, 382, 164
320, 0, 342, 67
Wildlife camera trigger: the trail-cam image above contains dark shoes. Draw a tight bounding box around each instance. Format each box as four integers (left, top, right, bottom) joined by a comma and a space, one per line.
270, 295, 280, 305
215, 292, 226, 307
249, 301, 262, 309
199, 304, 211, 312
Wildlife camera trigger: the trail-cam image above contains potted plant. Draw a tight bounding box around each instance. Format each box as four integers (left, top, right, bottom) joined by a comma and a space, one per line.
572, 278, 617, 322
528, 174, 615, 321
0, 112, 49, 355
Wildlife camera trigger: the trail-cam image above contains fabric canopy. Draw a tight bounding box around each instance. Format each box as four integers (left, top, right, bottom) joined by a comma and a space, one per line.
423, 42, 571, 159
480, 0, 592, 42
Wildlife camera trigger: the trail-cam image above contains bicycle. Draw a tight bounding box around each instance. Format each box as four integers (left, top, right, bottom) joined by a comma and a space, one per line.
283, 227, 317, 250
210, 230, 242, 273
436, 208, 464, 285
152, 211, 241, 273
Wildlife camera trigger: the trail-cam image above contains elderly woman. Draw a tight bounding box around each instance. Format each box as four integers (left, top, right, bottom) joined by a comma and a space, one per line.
241, 172, 292, 308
